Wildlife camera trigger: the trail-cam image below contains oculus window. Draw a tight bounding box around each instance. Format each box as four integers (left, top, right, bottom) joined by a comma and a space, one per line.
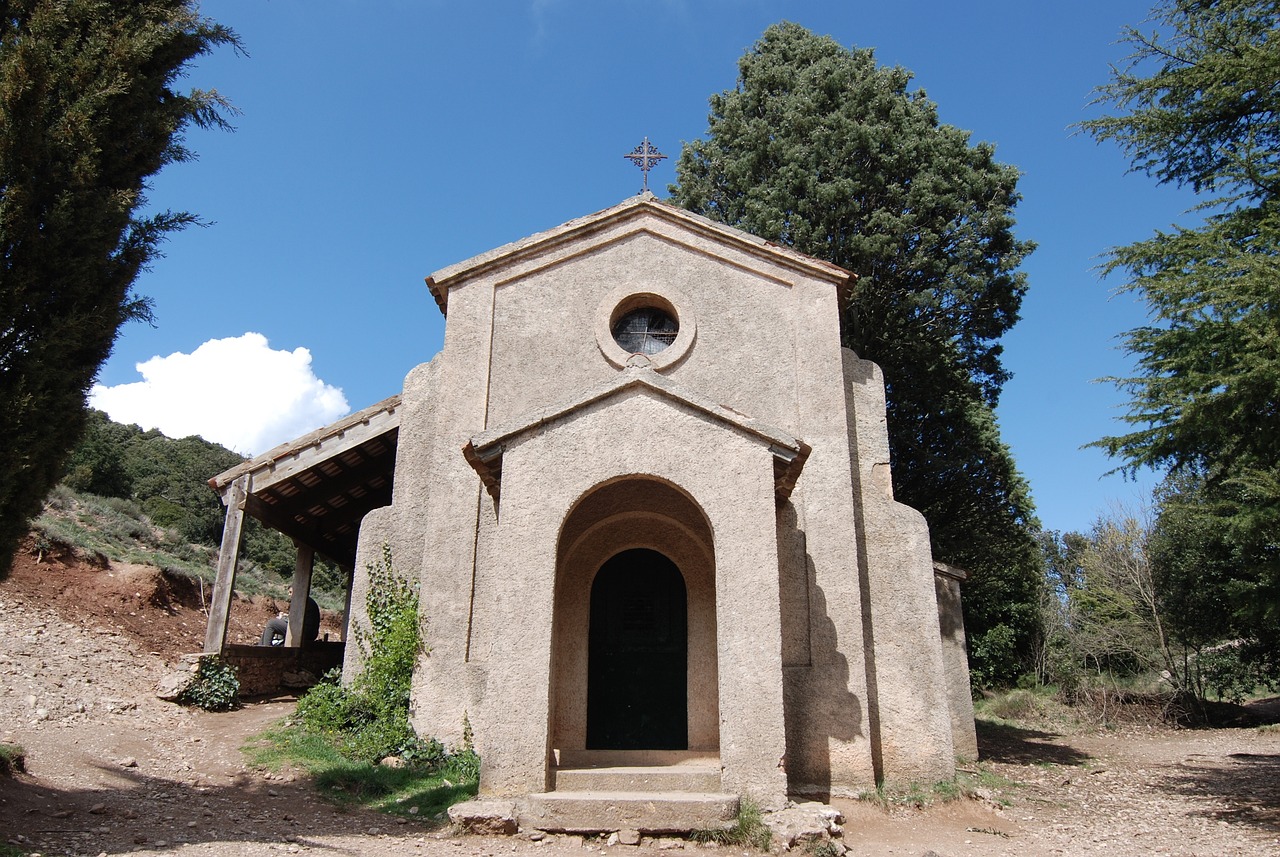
612, 308, 678, 355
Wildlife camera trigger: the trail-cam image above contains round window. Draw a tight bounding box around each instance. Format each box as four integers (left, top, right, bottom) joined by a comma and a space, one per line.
595, 287, 695, 370
611, 307, 679, 355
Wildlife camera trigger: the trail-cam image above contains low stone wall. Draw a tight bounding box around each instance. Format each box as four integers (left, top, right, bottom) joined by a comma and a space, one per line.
221, 642, 344, 696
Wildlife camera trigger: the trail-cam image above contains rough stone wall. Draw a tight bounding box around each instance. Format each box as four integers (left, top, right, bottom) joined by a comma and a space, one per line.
405, 204, 856, 796
346, 356, 442, 686
934, 570, 978, 760
386, 356, 442, 574
222, 643, 343, 696
409, 275, 502, 754
344, 506, 395, 685
842, 349, 956, 787
775, 292, 879, 796
481, 223, 805, 436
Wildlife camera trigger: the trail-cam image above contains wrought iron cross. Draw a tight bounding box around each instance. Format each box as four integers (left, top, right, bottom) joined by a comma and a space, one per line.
623, 137, 667, 193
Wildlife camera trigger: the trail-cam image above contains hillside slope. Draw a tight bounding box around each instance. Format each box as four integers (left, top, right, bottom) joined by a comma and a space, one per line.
6, 535, 323, 655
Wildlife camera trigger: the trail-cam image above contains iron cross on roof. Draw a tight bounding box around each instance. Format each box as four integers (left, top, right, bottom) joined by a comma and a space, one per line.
624, 137, 667, 193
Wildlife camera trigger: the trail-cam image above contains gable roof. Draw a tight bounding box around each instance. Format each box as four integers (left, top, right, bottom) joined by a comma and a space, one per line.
208, 395, 402, 567
462, 364, 811, 502
425, 193, 855, 316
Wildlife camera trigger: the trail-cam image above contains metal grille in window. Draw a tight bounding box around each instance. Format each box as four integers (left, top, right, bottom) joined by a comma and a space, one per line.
612, 308, 678, 355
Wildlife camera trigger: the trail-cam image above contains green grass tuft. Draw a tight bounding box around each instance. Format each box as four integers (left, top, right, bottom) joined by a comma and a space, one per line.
0, 743, 26, 776
857, 765, 1017, 809
804, 841, 844, 857
693, 796, 772, 850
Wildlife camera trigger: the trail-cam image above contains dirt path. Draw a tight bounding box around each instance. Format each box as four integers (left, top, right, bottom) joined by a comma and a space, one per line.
2, 553, 1279, 856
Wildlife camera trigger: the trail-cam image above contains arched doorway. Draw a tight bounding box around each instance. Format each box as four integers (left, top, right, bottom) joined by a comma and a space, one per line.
550, 476, 719, 754
586, 548, 687, 749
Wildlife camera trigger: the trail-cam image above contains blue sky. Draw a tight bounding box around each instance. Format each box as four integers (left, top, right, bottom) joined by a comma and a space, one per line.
93, 0, 1191, 535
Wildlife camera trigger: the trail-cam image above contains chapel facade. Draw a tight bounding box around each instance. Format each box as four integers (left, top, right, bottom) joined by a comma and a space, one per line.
340, 193, 977, 815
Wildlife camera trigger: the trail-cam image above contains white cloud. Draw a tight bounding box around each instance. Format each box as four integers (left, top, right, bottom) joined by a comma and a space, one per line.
90, 333, 350, 456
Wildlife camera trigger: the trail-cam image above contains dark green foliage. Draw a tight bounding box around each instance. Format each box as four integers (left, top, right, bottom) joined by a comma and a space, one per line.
968, 624, 1019, 690
1083, 0, 1280, 674
1148, 473, 1241, 653
296, 547, 470, 770
62, 411, 136, 497
119, 422, 246, 544
178, 655, 240, 711
671, 22, 1041, 684
1197, 644, 1278, 704
1092, 211, 1280, 564
0, 1, 239, 578
1149, 473, 1280, 700
1082, 0, 1280, 204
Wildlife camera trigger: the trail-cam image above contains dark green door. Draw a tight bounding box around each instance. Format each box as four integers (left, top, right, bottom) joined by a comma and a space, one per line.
586, 549, 688, 750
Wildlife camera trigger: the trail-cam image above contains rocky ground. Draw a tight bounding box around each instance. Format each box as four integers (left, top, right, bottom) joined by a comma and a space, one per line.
2, 544, 1279, 856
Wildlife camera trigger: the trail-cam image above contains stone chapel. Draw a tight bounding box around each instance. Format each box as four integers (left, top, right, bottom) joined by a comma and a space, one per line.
206, 193, 976, 831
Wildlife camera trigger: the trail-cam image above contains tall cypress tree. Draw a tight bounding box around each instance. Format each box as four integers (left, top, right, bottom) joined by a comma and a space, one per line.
671, 22, 1041, 684
0, 1, 238, 576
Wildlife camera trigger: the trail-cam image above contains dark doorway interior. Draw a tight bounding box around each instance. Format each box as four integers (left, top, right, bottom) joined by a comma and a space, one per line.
586, 548, 688, 750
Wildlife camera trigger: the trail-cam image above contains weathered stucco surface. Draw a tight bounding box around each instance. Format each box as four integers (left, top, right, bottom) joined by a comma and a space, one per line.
347, 194, 975, 808
935, 566, 979, 761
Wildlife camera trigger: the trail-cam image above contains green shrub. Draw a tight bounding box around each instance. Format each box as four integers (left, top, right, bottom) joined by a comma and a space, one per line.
969, 624, 1019, 689
0, 743, 25, 776
275, 546, 478, 819
101, 495, 146, 520
296, 546, 461, 767
805, 841, 844, 857
1199, 645, 1278, 704
178, 656, 240, 711
984, 688, 1042, 721
44, 483, 75, 511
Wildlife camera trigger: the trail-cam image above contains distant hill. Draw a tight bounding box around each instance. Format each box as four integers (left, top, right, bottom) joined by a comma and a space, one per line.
34, 410, 344, 601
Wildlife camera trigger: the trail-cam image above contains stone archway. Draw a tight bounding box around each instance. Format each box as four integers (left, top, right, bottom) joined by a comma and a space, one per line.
550, 477, 718, 754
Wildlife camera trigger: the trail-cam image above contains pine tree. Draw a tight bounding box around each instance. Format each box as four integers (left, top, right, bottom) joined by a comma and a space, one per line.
671, 22, 1040, 684
0, 1, 238, 576
1083, 0, 1280, 639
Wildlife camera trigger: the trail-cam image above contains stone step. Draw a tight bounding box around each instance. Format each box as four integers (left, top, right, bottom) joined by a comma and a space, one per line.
522, 790, 739, 834
554, 764, 721, 793
555, 749, 719, 768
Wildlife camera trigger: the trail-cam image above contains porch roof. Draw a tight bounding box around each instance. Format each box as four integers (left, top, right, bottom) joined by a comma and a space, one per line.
208, 395, 402, 567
